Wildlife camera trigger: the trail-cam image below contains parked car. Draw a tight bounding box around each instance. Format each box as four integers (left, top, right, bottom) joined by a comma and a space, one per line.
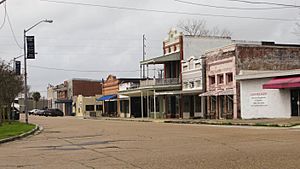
29, 109, 39, 115
36, 109, 46, 116
44, 109, 64, 117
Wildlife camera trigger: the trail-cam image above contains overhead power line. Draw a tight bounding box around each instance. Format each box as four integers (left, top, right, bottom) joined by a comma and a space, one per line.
227, 0, 300, 8
5, 3, 23, 49
174, 0, 294, 10
28, 65, 141, 73
40, 0, 298, 21
0, 1, 6, 31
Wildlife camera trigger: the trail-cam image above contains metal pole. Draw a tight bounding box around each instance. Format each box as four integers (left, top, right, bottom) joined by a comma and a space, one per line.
24, 30, 29, 124
141, 91, 144, 118
147, 90, 149, 118
154, 90, 156, 119
142, 34, 146, 78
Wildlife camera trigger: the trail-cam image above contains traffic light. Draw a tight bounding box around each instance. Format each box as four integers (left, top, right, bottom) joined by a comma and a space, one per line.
15, 61, 21, 75
26, 36, 35, 59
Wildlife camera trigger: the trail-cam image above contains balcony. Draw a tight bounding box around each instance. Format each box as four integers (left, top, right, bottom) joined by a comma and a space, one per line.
140, 78, 180, 87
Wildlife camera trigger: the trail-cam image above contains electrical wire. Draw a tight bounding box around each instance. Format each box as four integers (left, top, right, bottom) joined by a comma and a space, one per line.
5, 4, 23, 49
174, 0, 294, 10
39, 0, 298, 21
28, 65, 141, 73
0, 1, 7, 31
226, 0, 300, 8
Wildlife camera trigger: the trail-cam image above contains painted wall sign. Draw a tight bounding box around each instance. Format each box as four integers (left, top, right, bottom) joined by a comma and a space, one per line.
250, 92, 268, 106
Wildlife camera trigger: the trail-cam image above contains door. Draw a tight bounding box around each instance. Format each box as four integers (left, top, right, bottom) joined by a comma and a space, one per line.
291, 90, 300, 116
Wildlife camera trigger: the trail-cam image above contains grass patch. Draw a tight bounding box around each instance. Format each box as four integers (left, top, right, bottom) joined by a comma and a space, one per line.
0, 121, 35, 140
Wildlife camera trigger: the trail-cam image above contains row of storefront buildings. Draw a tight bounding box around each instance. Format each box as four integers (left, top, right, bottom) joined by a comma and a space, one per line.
47, 28, 300, 119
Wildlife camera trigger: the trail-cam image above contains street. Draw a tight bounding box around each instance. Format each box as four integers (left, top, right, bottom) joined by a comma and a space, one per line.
0, 116, 299, 169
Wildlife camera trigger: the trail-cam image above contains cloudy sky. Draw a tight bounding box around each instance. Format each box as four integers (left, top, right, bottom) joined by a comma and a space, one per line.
0, 0, 299, 96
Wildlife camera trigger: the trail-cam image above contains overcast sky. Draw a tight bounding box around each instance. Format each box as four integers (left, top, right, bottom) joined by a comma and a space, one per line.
0, 0, 299, 96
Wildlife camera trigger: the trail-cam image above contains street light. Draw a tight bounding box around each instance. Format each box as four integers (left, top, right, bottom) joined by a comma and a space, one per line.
24, 19, 53, 124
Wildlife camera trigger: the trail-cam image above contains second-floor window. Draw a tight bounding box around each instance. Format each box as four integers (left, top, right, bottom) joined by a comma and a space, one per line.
217, 74, 224, 84
190, 81, 194, 88
209, 76, 215, 85
184, 82, 189, 89
226, 73, 233, 83
195, 80, 201, 88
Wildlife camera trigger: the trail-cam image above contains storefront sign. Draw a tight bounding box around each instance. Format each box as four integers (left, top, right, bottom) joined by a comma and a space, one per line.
250, 92, 268, 106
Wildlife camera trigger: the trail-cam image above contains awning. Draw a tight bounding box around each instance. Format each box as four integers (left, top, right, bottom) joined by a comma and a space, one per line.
140, 52, 180, 65
96, 94, 117, 101
218, 89, 234, 96
263, 76, 300, 89
199, 91, 219, 97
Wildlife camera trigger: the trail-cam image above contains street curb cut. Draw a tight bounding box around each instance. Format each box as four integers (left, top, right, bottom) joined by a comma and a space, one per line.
0, 123, 41, 144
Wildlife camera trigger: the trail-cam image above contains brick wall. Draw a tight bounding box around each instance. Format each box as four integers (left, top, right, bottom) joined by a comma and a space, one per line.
72, 80, 102, 97
102, 75, 119, 95
236, 45, 300, 73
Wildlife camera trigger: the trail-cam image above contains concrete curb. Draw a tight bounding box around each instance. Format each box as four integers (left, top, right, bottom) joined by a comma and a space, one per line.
0, 123, 41, 144
164, 120, 300, 128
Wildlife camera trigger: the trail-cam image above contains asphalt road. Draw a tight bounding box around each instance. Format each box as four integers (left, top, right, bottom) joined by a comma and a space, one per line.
0, 116, 299, 169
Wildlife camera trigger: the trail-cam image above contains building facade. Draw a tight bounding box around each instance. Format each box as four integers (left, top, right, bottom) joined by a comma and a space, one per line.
98, 75, 140, 117
47, 78, 102, 116
75, 95, 103, 117
181, 56, 204, 118
237, 70, 300, 119
120, 28, 232, 119
203, 42, 300, 119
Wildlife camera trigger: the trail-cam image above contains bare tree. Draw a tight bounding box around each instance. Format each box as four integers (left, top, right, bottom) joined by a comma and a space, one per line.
0, 60, 24, 124
177, 19, 232, 37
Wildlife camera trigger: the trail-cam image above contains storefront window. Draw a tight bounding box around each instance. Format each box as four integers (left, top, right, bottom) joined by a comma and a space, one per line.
86, 105, 94, 111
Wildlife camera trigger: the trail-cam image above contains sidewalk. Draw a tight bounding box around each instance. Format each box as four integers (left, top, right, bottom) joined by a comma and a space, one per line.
164, 118, 300, 127
86, 117, 300, 127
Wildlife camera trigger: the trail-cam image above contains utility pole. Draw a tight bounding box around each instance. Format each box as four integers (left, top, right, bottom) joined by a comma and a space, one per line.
142, 34, 146, 78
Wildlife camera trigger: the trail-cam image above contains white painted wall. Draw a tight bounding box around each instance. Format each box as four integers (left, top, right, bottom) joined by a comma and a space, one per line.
240, 78, 291, 119
183, 36, 232, 60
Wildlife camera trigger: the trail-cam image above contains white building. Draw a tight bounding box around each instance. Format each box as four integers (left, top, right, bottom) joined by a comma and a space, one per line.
237, 70, 300, 119
181, 56, 204, 118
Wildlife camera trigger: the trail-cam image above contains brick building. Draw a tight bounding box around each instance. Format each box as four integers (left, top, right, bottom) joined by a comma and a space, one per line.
202, 41, 300, 119
98, 75, 140, 117
47, 78, 102, 116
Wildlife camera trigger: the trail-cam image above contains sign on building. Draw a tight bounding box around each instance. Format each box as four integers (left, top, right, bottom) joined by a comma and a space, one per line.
26, 36, 35, 59
250, 92, 268, 106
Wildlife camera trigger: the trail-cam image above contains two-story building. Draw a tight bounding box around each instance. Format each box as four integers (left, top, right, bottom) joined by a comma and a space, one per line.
97, 75, 141, 117
47, 78, 102, 116
120, 28, 232, 119
202, 41, 300, 119
181, 56, 205, 118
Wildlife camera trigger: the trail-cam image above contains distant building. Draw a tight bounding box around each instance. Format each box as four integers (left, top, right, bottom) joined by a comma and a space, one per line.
97, 75, 140, 117
75, 95, 103, 117
18, 98, 48, 112
47, 78, 102, 116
